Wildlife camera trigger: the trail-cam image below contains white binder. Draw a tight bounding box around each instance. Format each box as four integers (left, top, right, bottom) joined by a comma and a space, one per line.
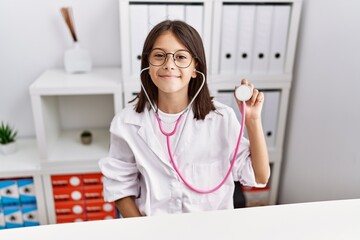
219, 5, 239, 75
236, 5, 256, 75
129, 4, 148, 76
251, 5, 274, 74
167, 4, 185, 21
268, 5, 291, 74
148, 4, 167, 29
185, 4, 204, 37
261, 90, 280, 148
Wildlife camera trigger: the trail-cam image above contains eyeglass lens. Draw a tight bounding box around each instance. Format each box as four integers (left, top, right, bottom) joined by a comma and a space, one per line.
148, 49, 193, 68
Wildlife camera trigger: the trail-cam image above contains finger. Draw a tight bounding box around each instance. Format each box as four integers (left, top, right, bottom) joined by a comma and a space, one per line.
248, 83, 254, 91
241, 79, 247, 85
256, 91, 265, 104
249, 89, 259, 105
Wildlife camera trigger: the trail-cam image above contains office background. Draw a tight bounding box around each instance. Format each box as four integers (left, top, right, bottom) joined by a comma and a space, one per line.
0, 0, 359, 204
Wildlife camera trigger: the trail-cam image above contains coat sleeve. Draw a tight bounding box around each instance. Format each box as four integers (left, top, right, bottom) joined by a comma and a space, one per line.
228, 108, 268, 188
98, 117, 140, 202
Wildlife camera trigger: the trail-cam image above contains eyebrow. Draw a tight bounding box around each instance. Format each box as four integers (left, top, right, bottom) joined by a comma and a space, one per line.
151, 47, 190, 53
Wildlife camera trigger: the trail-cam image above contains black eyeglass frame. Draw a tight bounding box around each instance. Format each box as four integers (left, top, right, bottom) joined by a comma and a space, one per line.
146, 48, 195, 69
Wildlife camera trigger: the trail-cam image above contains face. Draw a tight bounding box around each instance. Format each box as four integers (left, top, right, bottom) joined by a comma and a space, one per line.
148, 31, 197, 101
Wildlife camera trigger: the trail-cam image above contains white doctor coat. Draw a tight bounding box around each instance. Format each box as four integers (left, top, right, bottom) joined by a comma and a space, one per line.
99, 101, 264, 216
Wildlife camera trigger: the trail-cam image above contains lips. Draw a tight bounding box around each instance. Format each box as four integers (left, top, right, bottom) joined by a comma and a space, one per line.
159, 74, 180, 79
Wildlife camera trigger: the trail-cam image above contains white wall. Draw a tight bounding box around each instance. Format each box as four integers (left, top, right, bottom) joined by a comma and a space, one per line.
279, 0, 360, 203
1, 0, 359, 203
0, 0, 120, 137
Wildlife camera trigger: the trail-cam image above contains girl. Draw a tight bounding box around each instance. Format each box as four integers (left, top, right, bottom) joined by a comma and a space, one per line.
99, 20, 270, 217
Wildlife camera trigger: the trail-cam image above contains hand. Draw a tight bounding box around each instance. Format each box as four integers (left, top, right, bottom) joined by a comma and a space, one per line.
234, 79, 264, 122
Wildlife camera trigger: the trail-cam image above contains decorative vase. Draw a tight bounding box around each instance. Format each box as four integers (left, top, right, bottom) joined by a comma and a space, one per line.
0, 142, 17, 155
64, 42, 92, 74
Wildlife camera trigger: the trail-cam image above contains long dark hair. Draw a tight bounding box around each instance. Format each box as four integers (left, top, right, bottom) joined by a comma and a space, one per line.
133, 20, 215, 120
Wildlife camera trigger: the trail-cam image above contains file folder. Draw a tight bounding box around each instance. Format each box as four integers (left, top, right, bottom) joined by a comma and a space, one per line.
149, 4, 167, 29
236, 5, 256, 74
185, 4, 204, 37
251, 6, 274, 74
219, 5, 239, 75
167, 4, 185, 21
269, 5, 291, 74
129, 4, 148, 76
261, 90, 280, 148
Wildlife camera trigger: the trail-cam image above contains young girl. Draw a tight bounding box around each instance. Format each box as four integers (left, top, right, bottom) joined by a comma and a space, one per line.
99, 20, 270, 217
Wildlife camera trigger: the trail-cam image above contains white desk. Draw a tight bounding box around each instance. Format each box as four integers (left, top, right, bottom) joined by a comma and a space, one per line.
1, 199, 360, 240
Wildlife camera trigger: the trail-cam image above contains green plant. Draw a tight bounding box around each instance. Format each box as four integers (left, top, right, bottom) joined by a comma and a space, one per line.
0, 122, 17, 144
81, 130, 92, 137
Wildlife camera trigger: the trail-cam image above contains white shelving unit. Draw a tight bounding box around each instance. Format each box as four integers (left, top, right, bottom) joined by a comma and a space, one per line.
29, 68, 123, 168
209, 0, 302, 205
0, 138, 48, 226
28, 67, 123, 224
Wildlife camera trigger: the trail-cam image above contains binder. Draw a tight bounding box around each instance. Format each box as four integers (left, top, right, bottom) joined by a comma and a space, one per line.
251, 6, 274, 74
268, 5, 291, 74
148, 4, 167, 29
261, 90, 280, 148
185, 4, 204, 37
236, 5, 256, 74
167, 4, 185, 21
129, 4, 148, 76
219, 5, 239, 75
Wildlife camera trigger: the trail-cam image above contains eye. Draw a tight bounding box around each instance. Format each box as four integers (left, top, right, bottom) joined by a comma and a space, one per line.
175, 51, 190, 61
153, 53, 165, 59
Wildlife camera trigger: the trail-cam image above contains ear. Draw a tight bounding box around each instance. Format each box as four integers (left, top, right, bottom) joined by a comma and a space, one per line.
191, 68, 197, 78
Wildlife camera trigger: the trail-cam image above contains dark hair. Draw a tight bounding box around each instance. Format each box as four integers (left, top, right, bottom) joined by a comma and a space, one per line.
132, 20, 215, 120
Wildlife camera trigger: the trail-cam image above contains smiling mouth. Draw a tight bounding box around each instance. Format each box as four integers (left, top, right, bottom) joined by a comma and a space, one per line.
159, 75, 180, 79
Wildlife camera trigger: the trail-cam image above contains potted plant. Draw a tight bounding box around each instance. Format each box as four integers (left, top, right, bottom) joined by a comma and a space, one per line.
0, 121, 18, 155
80, 130, 92, 145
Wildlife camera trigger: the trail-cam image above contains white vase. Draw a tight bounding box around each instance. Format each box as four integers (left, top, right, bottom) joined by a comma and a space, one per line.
64, 42, 92, 74
0, 142, 17, 155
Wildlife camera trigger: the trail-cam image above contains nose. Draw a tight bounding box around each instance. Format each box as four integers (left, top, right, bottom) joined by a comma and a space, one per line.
163, 53, 176, 69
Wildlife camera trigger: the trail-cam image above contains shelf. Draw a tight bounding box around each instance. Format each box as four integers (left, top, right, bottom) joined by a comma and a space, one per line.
30, 68, 122, 96
39, 128, 108, 173
30, 68, 122, 162
0, 138, 40, 178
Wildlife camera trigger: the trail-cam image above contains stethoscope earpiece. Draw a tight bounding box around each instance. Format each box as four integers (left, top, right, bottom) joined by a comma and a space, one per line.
235, 85, 252, 102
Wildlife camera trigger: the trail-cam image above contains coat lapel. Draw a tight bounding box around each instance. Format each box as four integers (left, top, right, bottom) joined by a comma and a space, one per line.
124, 107, 174, 169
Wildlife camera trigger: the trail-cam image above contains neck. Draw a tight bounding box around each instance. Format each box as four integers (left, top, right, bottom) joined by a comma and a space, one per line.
157, 94, 189, 114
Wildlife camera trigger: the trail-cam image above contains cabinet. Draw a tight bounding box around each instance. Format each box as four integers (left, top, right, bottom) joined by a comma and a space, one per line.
119, 0, 302, 205
0, 139, 48, 228
29, 68, 122, 166
210, 0, 302, 205
29, 67, 122, 224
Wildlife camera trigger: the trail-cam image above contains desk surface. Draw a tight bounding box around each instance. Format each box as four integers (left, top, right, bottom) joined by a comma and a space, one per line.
1, 199, 360, 240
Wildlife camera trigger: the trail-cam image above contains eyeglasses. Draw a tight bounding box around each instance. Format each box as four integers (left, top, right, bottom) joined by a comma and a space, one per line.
148, 48, 194, 68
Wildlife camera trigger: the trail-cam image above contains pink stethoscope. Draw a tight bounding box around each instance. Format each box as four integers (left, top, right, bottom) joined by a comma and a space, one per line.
140, 67, 252, 194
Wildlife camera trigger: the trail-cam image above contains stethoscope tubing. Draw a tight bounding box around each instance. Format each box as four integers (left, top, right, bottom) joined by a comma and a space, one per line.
140, 67, 247, 194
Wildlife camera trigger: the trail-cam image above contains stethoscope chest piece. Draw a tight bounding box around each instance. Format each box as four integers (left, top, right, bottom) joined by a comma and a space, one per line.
235, 85, 252, 102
